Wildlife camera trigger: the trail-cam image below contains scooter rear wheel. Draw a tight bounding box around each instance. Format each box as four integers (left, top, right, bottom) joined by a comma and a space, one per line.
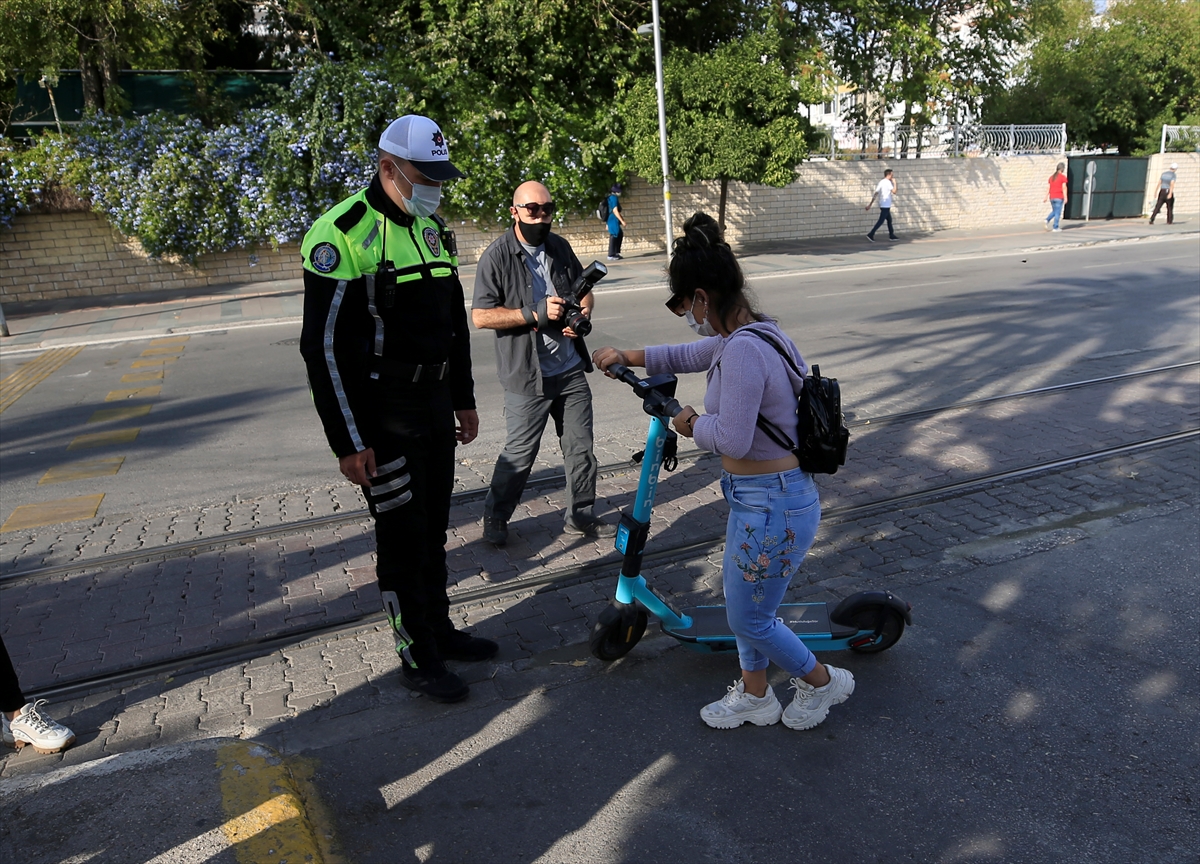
590, 605, 648, 661
845, 606, 906, 654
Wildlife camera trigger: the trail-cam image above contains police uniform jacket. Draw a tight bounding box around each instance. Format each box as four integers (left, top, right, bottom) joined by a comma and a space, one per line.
471, 226, 594, 398
299, 175, 475, 458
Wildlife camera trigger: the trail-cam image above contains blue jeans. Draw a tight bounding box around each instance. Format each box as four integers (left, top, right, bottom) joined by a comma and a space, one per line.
721, 468, 822, 676
868, 207, 895, 239
1046, 198, 1064, 229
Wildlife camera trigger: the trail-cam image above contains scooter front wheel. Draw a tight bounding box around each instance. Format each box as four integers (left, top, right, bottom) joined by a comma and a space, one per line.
589, 604, 648, 661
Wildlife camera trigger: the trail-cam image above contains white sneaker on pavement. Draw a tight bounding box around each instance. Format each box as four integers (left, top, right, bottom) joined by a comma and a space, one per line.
782, 665, 855, 730
700, 679, 783, 729
6, 701, 76, 754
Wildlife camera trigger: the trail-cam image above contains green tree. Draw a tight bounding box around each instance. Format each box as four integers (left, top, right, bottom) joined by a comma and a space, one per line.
616, 31, 818, 228
983, 0, 1200, 154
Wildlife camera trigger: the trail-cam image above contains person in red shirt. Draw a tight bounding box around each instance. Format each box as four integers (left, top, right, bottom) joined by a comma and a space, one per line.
1044, 163, 1068, 232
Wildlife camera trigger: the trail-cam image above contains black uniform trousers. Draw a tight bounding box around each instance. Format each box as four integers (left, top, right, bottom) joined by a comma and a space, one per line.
360, 376, 457, 673
1, 634, 27, 713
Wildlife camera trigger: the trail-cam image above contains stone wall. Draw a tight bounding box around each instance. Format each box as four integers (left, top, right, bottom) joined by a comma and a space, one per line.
1142, 152, 1198, 217
0, 153, 1156, 306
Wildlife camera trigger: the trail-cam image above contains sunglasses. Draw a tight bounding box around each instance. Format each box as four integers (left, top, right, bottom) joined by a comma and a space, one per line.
513, 201, 557, 218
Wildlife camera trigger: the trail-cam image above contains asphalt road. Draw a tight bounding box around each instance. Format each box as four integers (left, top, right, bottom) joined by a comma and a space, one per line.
1, 237, 1196, 525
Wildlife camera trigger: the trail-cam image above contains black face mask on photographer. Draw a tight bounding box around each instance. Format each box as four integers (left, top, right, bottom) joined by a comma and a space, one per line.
517, 219, 551, 247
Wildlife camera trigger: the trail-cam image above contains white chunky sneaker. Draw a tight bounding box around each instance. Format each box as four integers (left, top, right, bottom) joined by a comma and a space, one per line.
782, 666, 855, 730
700, 680, 783, 729
7, 701, 76, 754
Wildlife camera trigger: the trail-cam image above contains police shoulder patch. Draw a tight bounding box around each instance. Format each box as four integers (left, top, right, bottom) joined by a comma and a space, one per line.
310, 242, 341, 274
423, 226, 442, 258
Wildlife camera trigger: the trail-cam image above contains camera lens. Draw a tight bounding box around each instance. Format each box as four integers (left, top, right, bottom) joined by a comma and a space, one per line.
568, 311, 592, 337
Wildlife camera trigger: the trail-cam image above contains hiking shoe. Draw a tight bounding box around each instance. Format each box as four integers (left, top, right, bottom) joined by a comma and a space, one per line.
700, 680, 783, 729
482, 517, 508, 546
5, 701, 76, 754
564, 517, 617, 539
399, 665, 470, 703
437, 629, 500, 662
782, 665, 854, 730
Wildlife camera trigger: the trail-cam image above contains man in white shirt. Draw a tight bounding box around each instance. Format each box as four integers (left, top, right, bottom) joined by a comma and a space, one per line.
865, 169, 898, 241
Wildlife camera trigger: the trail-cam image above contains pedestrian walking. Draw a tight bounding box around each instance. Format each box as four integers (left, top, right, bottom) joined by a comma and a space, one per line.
865, 169, 898, 241
1044, 163, 1068, 231
592, 212, 854, 732
1149, 162, 1177, 225
1, 634, 76, 754
299, 114, 497, 704
606, 184, 627, 260
472, 180, 616, 547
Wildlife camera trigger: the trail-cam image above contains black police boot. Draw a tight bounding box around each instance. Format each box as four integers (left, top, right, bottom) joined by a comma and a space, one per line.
399, 662, 470, 703
436, 628, 500, 663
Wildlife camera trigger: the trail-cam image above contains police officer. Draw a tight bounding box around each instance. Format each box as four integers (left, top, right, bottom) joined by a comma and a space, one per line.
299, 114, 497, 703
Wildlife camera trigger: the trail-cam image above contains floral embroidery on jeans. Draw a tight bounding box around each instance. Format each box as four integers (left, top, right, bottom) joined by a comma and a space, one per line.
732, 522, 798, 600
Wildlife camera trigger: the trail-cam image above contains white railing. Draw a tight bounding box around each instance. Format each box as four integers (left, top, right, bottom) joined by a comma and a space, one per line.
1160, 125, 1200, 153
811, 124, 1067, 160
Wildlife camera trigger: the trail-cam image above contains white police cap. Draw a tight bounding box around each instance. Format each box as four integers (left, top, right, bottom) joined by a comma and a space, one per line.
379, 115, 466, 181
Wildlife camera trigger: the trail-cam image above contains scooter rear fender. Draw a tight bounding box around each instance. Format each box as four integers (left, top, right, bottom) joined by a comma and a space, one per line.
830, 590, 913, 627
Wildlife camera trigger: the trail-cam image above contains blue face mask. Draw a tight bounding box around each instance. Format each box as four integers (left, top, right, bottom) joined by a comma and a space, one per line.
685, 297, 717, 337
391, 164, 442, 218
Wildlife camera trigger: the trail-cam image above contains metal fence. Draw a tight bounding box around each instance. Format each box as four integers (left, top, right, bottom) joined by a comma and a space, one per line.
1160, 125, 1200, 153
810, 124, 1067, 160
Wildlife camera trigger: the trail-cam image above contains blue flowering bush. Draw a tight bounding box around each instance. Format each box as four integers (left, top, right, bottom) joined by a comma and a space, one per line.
3, 61, 405, 260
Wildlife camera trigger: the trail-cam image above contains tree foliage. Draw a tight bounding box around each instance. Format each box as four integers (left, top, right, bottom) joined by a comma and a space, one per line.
616, 28, 818, 226
983, 0, 1200, 153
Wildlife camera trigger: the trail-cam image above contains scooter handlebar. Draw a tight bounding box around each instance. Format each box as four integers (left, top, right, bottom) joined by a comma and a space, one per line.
606, 364, 683, 421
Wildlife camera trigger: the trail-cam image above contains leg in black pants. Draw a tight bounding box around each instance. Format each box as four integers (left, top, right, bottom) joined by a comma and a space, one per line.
868, 207, 895, 239
0, 634, 26, 714
608, 229, 623, 259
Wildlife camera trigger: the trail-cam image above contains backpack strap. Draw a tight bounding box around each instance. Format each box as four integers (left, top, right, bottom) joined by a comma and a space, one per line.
732, 328, 802, 451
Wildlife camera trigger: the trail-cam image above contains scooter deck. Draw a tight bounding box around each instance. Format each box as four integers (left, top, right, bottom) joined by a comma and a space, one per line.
664, 604, 860, 650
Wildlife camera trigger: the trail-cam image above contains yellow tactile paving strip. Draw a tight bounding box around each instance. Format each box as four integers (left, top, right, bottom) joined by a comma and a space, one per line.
1, 494, 105, 532
0, 346, 84, 414
3, 336, 189, 531
68, 428, 141, 450
89, 404, 153, 424
39, 457, 126, 485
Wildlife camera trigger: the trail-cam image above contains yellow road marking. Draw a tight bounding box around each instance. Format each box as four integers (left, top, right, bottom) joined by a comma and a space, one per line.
105, 385, 162, 401
141, 346, 185, 357
89, 404, 152, 423
217, 741, 328, 864
121, 370, 164, 383
150, 336, 190, 347
68, 428, 140, 450
0, 346, 84, 414
131, 357, 179, 368
2, 494, 104, 532
39, 457, 125, 485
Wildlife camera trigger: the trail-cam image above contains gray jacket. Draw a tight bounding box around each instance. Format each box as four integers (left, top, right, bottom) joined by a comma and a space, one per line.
471, 226, 593, 396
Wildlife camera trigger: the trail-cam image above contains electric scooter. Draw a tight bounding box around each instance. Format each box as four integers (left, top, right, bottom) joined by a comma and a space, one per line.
589, 364, 912, 661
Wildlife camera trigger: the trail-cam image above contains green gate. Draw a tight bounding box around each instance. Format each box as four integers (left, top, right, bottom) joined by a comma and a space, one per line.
1064, 156, 1149, 219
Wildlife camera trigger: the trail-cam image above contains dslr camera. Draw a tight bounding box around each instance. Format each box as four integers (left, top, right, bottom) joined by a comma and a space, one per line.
558, 261, 607, 337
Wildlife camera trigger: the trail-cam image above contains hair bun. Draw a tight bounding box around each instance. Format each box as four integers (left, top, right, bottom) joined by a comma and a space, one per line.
673, 212, 725, 254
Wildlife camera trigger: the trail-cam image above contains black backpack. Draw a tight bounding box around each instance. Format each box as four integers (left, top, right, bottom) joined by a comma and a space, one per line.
740, 329, 850, 475
597, 196, 610, 223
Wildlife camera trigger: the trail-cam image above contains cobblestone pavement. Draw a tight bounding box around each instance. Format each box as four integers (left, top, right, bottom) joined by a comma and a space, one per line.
0, 427, 1194, 779
0, 363, 1195, 706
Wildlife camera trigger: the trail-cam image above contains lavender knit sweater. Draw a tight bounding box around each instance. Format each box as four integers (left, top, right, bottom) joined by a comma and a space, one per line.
644, 320, 808, 461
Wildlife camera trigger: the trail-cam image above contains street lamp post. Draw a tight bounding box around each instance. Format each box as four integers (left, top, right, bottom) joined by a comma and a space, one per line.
638, 1, 673, 263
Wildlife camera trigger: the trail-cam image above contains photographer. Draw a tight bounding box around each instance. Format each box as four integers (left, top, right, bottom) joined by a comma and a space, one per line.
472, 180, 616, 545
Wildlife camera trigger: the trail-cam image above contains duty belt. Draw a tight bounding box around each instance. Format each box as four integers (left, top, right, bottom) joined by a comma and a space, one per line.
371, 358, 450, 382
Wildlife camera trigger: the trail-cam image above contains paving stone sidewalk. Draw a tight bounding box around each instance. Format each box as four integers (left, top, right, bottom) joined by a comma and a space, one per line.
0, 364, 1195, 697
1, 432, 1194, 779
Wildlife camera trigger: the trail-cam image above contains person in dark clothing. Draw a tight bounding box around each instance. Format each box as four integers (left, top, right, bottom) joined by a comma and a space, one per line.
606, 183, 627, 260
299, 114, 496, 704
1149, 162, 1177, 225
471, 180, 616, 547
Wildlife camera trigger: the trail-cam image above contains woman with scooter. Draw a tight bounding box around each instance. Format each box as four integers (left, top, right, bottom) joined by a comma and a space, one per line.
592, 213, 854, 731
